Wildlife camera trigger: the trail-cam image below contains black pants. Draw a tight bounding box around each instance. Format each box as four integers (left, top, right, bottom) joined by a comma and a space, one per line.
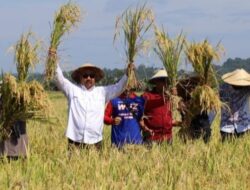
68, 139, 103, 151
143, 138, 172, 149
190, 113, 211, 143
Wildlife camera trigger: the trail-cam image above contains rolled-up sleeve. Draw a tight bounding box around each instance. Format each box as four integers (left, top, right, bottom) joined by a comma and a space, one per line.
104, 75, 127, 102
55, 65, 74, 98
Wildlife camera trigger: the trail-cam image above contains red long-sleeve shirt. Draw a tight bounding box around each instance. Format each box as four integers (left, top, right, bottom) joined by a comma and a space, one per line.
142, 91, 173, 141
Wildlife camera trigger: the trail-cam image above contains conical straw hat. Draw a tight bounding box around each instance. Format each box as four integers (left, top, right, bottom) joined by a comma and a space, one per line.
222, 68, 250, 86
71, 63, 104, 83
149, 69, 168, 82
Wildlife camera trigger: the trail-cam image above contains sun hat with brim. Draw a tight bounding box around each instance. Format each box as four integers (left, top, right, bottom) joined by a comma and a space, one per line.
222, 69, 250, 86
149, 69, 168, 83
71, 63, 104, 83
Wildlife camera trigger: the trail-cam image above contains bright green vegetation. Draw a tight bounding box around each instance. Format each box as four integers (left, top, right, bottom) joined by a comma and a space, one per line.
0, 92, 249, 190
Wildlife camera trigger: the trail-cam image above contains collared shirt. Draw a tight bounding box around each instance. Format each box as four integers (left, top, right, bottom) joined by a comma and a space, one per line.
220, 84, 250, 133
55, 65, 127, 144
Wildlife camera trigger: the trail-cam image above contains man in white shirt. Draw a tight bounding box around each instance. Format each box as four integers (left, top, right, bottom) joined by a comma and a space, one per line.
55, 63, 128, 150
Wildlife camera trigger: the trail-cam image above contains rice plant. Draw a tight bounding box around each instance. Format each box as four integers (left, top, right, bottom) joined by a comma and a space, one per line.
154, 27, 185, 89
1, 92, 250, 190
185, 40, 224, 115
14, 32, 39, 82
114, 4, 154, 90
45, 1, 81, 82
154, 27, 185, 123
0, 32, 50, 140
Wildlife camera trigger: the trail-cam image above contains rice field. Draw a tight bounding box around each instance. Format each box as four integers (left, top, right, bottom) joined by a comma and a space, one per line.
0, 91, 250, 190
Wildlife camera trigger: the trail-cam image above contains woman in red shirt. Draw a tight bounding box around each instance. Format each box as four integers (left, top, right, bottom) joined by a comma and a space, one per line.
140, 69, 173, 146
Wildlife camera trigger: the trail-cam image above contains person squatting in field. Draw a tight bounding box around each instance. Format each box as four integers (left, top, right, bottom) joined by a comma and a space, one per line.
140, 69, 174, 147
55, 61, 130, 151
104, 88, 144, 148
219, 69, 250, 141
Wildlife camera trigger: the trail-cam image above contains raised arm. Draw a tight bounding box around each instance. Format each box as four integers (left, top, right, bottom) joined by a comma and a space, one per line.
104, 75, 127, 102
55, 64, 74, 98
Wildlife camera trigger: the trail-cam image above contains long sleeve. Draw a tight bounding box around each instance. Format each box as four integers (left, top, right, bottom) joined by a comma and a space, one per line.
55, 64, 74, 98
104, 75, 127, 102
104, 101, 114, 125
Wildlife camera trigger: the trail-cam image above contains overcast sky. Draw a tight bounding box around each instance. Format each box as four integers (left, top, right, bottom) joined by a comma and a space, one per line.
1, 0, 250, 73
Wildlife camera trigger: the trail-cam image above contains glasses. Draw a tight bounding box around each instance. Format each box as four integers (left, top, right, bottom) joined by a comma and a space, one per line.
82, 73, 95, 79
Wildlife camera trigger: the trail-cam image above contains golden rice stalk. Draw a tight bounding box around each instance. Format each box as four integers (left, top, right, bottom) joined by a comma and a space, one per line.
0, 74, 50, 140
190, 85, 222, 115
154, 27, 185, 89
45, 1, 81, 82
185, 40, 223, 87
114, 4, 154, 90
14, 31, 39, 82
184, 40, 226, 116
170, 94, 183, 123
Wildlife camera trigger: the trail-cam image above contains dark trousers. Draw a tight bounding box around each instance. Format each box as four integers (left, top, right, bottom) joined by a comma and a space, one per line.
143, 138, 172, 149
190, 113, 211, 143
67, 139, 103, 151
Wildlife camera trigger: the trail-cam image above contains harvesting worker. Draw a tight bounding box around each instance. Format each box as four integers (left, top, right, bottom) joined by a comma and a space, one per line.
0, 86, 28, 160
140, 69, 173, 146
219, 69, 250, 141
104, 88, 144, 148
55, 61, 129, 150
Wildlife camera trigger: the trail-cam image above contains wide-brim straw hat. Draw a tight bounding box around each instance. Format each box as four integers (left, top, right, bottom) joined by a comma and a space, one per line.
149, 69, 168, 83
222, 68, 250, 86
71, 63, 104, 83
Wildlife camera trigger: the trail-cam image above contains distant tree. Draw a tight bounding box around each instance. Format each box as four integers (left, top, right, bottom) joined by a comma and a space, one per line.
220, 57, 250, 74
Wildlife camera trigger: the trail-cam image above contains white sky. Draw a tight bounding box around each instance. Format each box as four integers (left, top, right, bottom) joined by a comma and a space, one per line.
0, 0, 250, 73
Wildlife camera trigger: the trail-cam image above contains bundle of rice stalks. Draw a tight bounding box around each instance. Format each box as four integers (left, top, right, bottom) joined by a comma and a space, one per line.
0, 74, 50, 140
185, 40, 224, 115
45, 1, 81, 82
154, 27, 185, 123
154, 27, 185, 89
114, 4, 154, 90
14, 32, 39, 82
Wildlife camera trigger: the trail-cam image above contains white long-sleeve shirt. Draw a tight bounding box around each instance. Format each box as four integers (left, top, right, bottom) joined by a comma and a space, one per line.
55, 65, 127, 144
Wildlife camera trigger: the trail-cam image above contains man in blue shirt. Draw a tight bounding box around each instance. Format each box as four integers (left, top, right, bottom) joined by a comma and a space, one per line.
104, 89, 144, 148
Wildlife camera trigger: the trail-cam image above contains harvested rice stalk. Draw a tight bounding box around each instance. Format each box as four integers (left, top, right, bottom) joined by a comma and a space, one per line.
114, 4, 154, 90
185, 40, 223, 87
0, 74, 50, 140
185, 40, 225, 115
154, 27, 185, 123
14, 32, 39, 82
154, 27, 185, 89
45, 1, 81, 82
190, 85, 222, 114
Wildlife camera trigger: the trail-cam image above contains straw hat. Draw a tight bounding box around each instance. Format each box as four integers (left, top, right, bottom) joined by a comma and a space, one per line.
149, 69, 168, 83
222, 69, 250, 86
71, 63, 104, 83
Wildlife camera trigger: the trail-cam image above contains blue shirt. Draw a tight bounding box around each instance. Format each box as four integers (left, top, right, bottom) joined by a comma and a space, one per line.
106, 94, 144, 147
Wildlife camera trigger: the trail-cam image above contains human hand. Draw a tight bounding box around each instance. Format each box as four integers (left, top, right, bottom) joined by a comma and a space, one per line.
171, 87, 178, 96
113, 117, 122, 125
140, 119, 154, 136
126, 63, 135, 76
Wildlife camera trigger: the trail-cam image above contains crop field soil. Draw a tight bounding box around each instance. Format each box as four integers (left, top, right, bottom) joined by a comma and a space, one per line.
0, 92, 250, 190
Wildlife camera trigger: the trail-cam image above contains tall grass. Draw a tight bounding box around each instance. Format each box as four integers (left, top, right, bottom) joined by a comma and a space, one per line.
0, 92, 249, 189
